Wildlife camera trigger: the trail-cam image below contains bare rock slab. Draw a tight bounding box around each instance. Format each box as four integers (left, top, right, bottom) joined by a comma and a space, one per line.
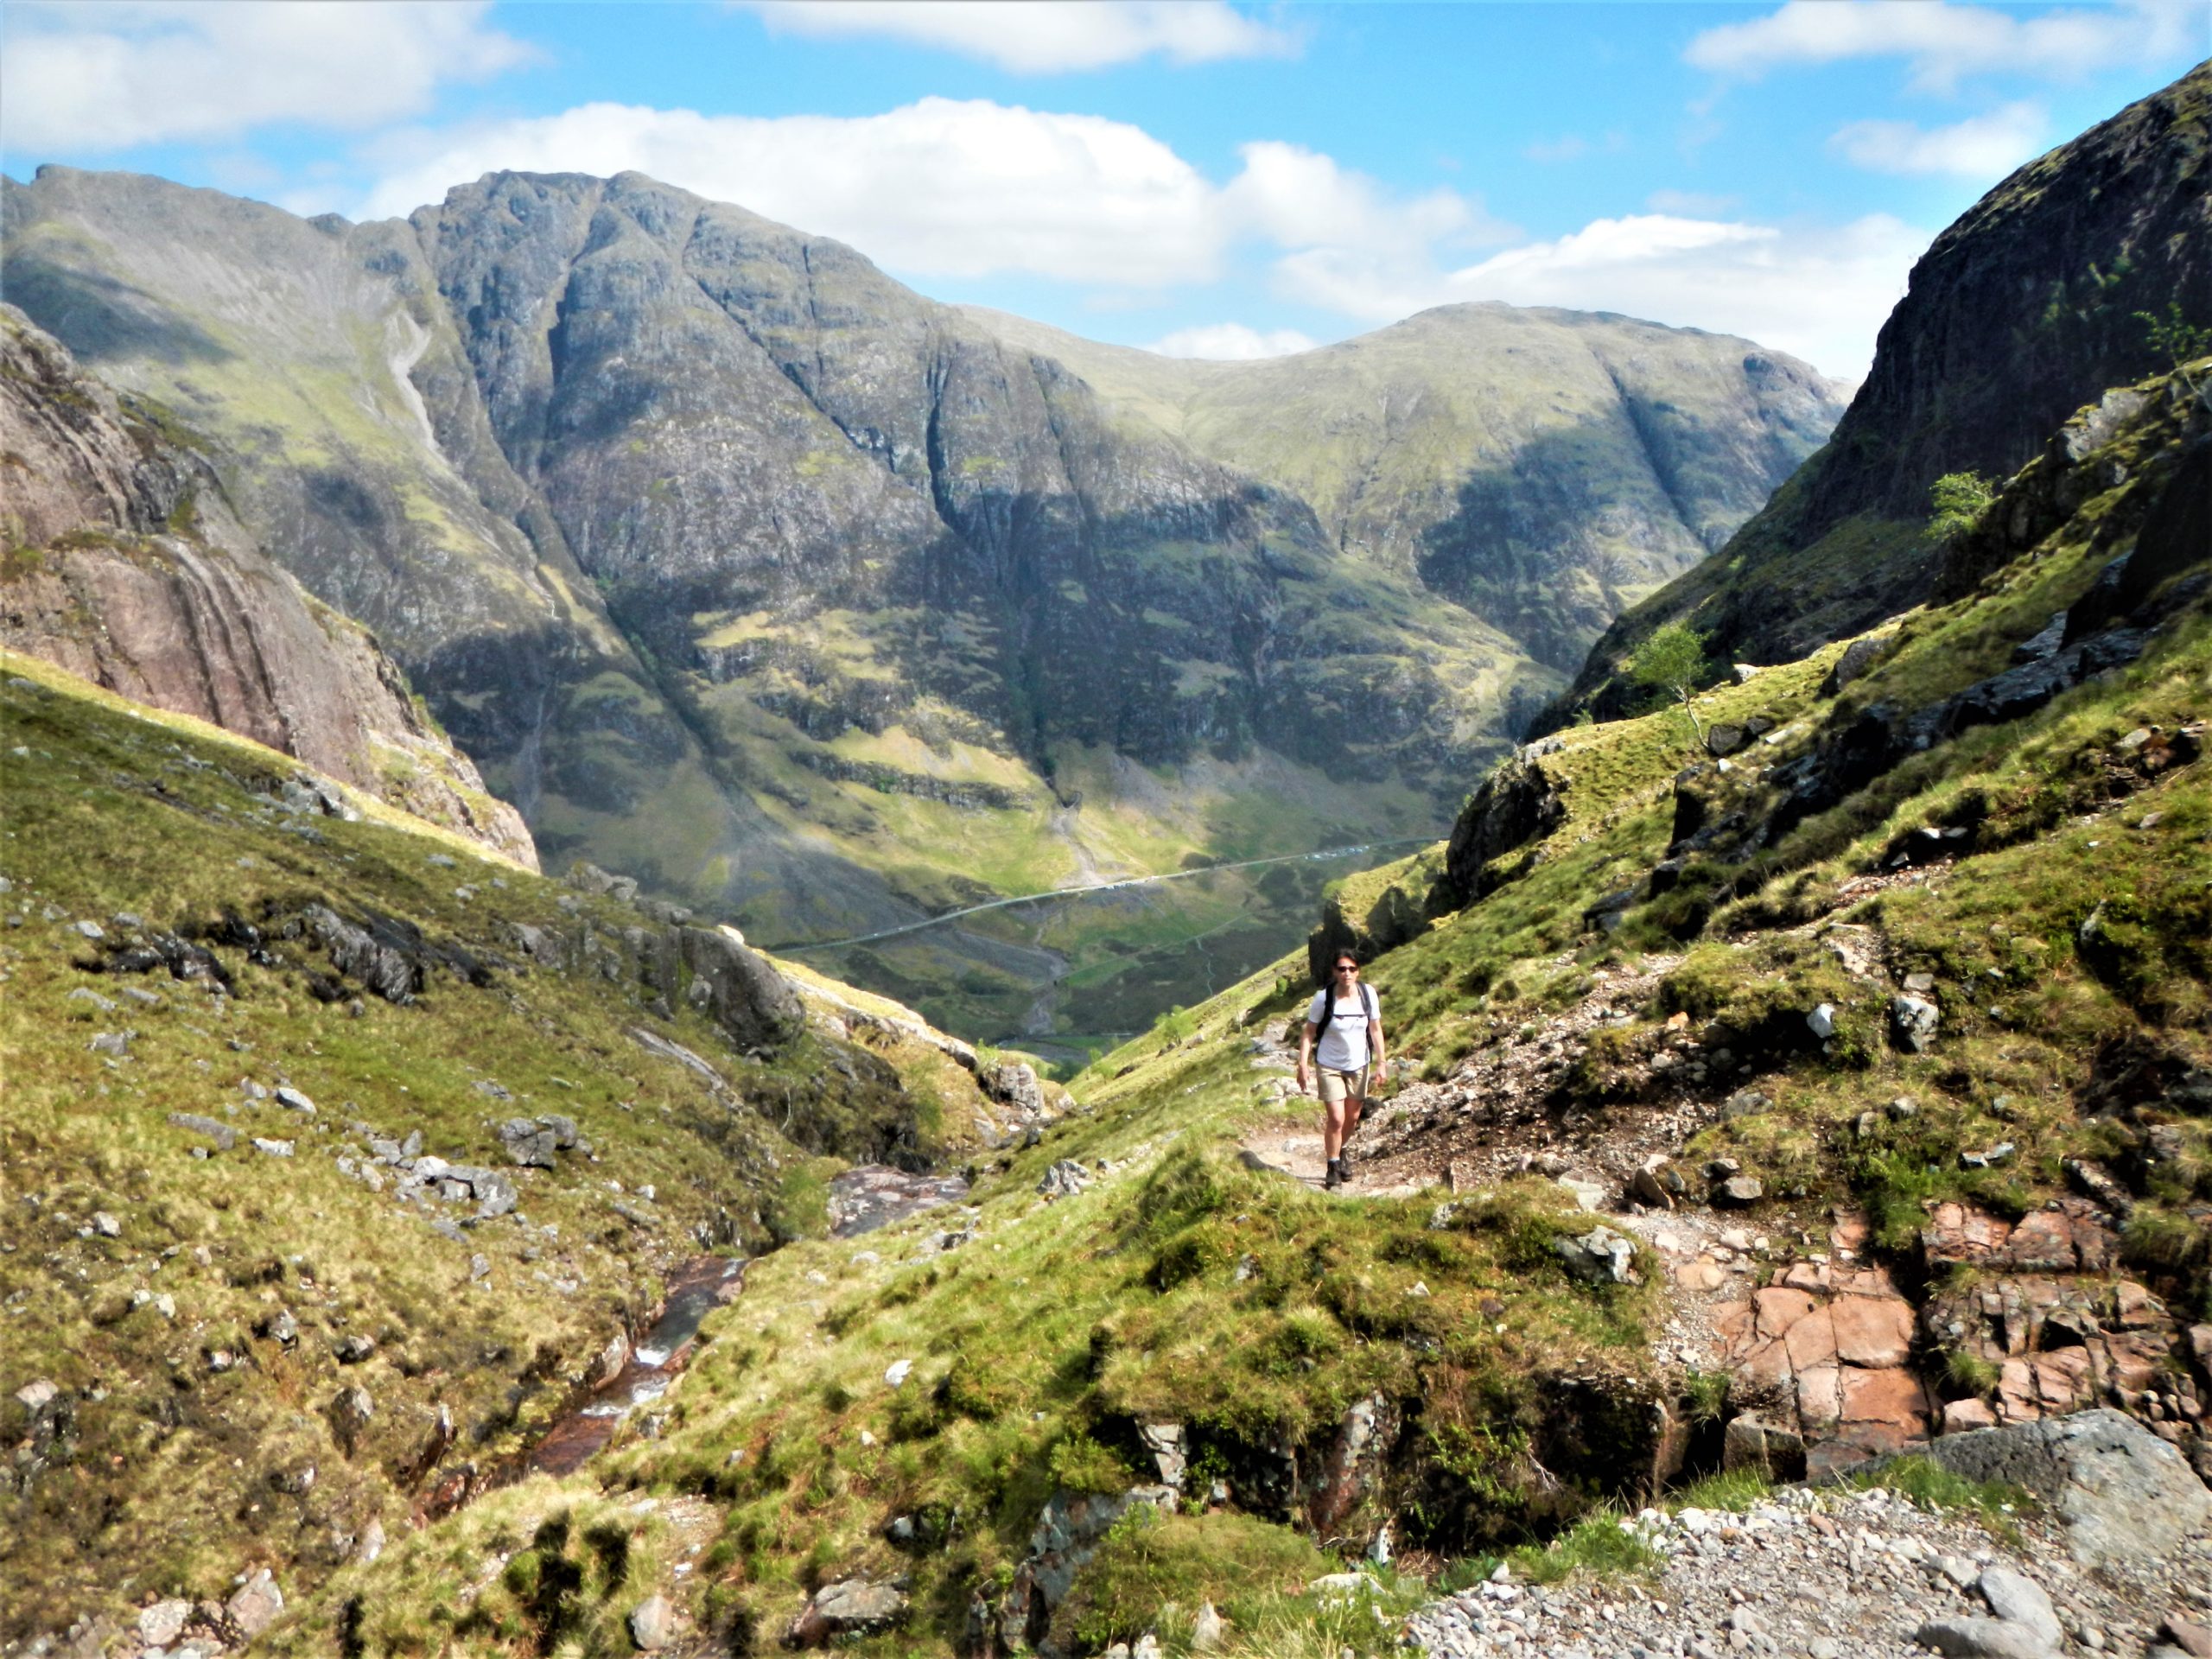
1919, 1408, 2212, 1567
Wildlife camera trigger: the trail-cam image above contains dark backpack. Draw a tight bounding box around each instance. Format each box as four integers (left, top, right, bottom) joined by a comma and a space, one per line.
1312, 980, 1376, 1042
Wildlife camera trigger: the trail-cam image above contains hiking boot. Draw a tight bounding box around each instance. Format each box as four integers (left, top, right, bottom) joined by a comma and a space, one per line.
1323, 1157, 1344, 1191
1337, 1147, 1355, 1183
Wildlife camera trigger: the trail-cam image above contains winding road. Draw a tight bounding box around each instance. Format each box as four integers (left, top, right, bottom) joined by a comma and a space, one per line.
767, 836, 1440, 955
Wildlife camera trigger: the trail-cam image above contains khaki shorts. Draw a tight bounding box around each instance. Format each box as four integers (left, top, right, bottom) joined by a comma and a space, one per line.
1316, 1065, 1370, 1104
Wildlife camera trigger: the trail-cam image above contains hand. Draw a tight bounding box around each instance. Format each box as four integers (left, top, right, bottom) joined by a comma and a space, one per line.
1295, 1065, 1310, 1094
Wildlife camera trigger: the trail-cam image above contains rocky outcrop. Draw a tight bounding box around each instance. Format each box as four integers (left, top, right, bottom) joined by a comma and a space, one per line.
1427, 745, 1570, 913
1561, 62, 2210, 716
0, 306, 536, 866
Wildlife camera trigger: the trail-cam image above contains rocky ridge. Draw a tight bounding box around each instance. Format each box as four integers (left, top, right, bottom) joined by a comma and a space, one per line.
1562, 61, 2210, 718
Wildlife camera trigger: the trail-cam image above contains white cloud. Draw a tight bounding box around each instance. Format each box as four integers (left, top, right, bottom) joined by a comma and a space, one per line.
1685, 0, 2198, 94
358, 101, 1501, 297
1145, 323, 1317, 359
1221, 141, 1507, 255
1830, 101, 2050, 177
1273, 211, 1932, 381
734, 0, 1298, 73
0, 1, 532, 154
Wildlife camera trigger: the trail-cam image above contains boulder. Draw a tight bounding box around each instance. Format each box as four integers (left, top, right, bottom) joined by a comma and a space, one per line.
1916, 1408, 2212, 1567
1914, 1617, 2060, 1659
1977, 1567, 2060, 1647
785, 1577, 906, 1647
167, 1112, 237, 1152
1891, 994, 1942, 1052
1713, 1176, 1764, 1208
1822, 632, 1897, 697
226, 1569, 283, 1639
137, 1600, 190, 1647
628, 1593, 675, 1651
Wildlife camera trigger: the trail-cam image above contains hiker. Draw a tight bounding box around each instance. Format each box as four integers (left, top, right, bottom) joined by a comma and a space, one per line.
1297, 950, 1386, 1190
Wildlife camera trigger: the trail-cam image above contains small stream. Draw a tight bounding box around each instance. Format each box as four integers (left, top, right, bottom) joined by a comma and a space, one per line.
517, 1167, 969, 1479
524, 1256, 747, 1478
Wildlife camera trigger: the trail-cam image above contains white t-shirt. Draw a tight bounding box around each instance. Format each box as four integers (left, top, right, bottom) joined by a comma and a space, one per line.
1306, 986, 1378, 1072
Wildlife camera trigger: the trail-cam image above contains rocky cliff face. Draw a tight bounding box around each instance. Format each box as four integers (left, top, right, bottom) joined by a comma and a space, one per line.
1560, 61, 2211, 714
0, 305, 537, 866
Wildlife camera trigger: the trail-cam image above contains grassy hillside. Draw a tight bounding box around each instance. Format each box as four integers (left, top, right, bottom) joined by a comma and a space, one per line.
0, 649, 1033, 1645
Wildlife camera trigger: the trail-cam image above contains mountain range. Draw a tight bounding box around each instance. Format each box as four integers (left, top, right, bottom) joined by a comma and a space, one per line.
1, 166, 1842, 1052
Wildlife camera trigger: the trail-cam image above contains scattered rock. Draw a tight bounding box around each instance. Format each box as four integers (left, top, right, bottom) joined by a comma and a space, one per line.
1713, 1176, 1764, 1207
1190, 1601, 1225, 1651
1891, 995, 1942, 1052
628, 1592, 675, 1651
1037, 1160, 1093, 1199
226, 1569, 283, 1638
1977, 1567, 2061, 1646
1555, 1224, 1639, 1285
1806, 1003, 1836, 1039
90, 1211, 120, 1238
326, 1386, 373, 1454
137, 1599, 190, 1647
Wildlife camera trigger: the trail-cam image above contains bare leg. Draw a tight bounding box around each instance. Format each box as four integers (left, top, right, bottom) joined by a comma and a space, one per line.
1342, 1090, 1366, 1147
1323, 1095, 1349, 1161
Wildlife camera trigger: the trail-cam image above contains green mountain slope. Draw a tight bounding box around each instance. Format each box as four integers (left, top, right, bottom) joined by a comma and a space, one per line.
0, 649, 1054, 1646
1, 167, 1840, 1055
1558, 60, 2211, 716
963, 302, 1842, 673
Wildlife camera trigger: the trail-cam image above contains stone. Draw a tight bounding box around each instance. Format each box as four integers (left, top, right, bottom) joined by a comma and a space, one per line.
1830, 1294, 1915, 1368
884, 1359, 912, 1387
137, 1600, 190, 1646
326, 1386, 373, 1453
167, 1112, 237, 1152
274, 1085, 315, 1114
1823, 632, 1896, 696
91, 1211, 120, 1238
1713, 1176, 1764, 1207
1190, 1601, 1225, 1651
1915, 1617, 2060, 1659
1138, 1421, 1185, 1489
2161, 1617, 2212, 1659
226, 1569, 283, 1638
786, 1577, 906, 1647
1556, 1224, 1638, 1285
1917, 1408, 2212, 1567
1978, 1567, 2060, 1646
1806, 1003, 1836, 1039
1037, 1160, 1093, 1199
1891, 995, 1941, 1052
89, 1030, 131, 1057
1722, 1414, 1805, 1480
1943, 1398, 1999, 1433
335, 1334, 376, 1364
628, 1593, 675, 1651
1556, 1176, 1608, 1212
251, 1137, 293, 1157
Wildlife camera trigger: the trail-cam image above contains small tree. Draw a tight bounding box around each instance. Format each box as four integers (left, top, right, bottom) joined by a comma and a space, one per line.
1627, 620, 1711, 744
2137, 300, 2212, 370
1927, 471, 1994, 545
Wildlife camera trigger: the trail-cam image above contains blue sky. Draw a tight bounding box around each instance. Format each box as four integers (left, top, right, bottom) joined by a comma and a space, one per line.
3, 3, 2203, 378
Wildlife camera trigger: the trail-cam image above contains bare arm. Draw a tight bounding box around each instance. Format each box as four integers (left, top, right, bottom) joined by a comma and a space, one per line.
1297, 1020, 1317, 1090
1368, 1015, 1387, 1079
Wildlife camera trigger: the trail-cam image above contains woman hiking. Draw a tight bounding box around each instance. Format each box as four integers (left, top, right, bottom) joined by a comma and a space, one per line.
1296, 951, 1386, 1191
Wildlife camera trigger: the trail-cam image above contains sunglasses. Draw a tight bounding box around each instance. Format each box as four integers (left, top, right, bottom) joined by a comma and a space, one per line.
1333, 963, 1359, 973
